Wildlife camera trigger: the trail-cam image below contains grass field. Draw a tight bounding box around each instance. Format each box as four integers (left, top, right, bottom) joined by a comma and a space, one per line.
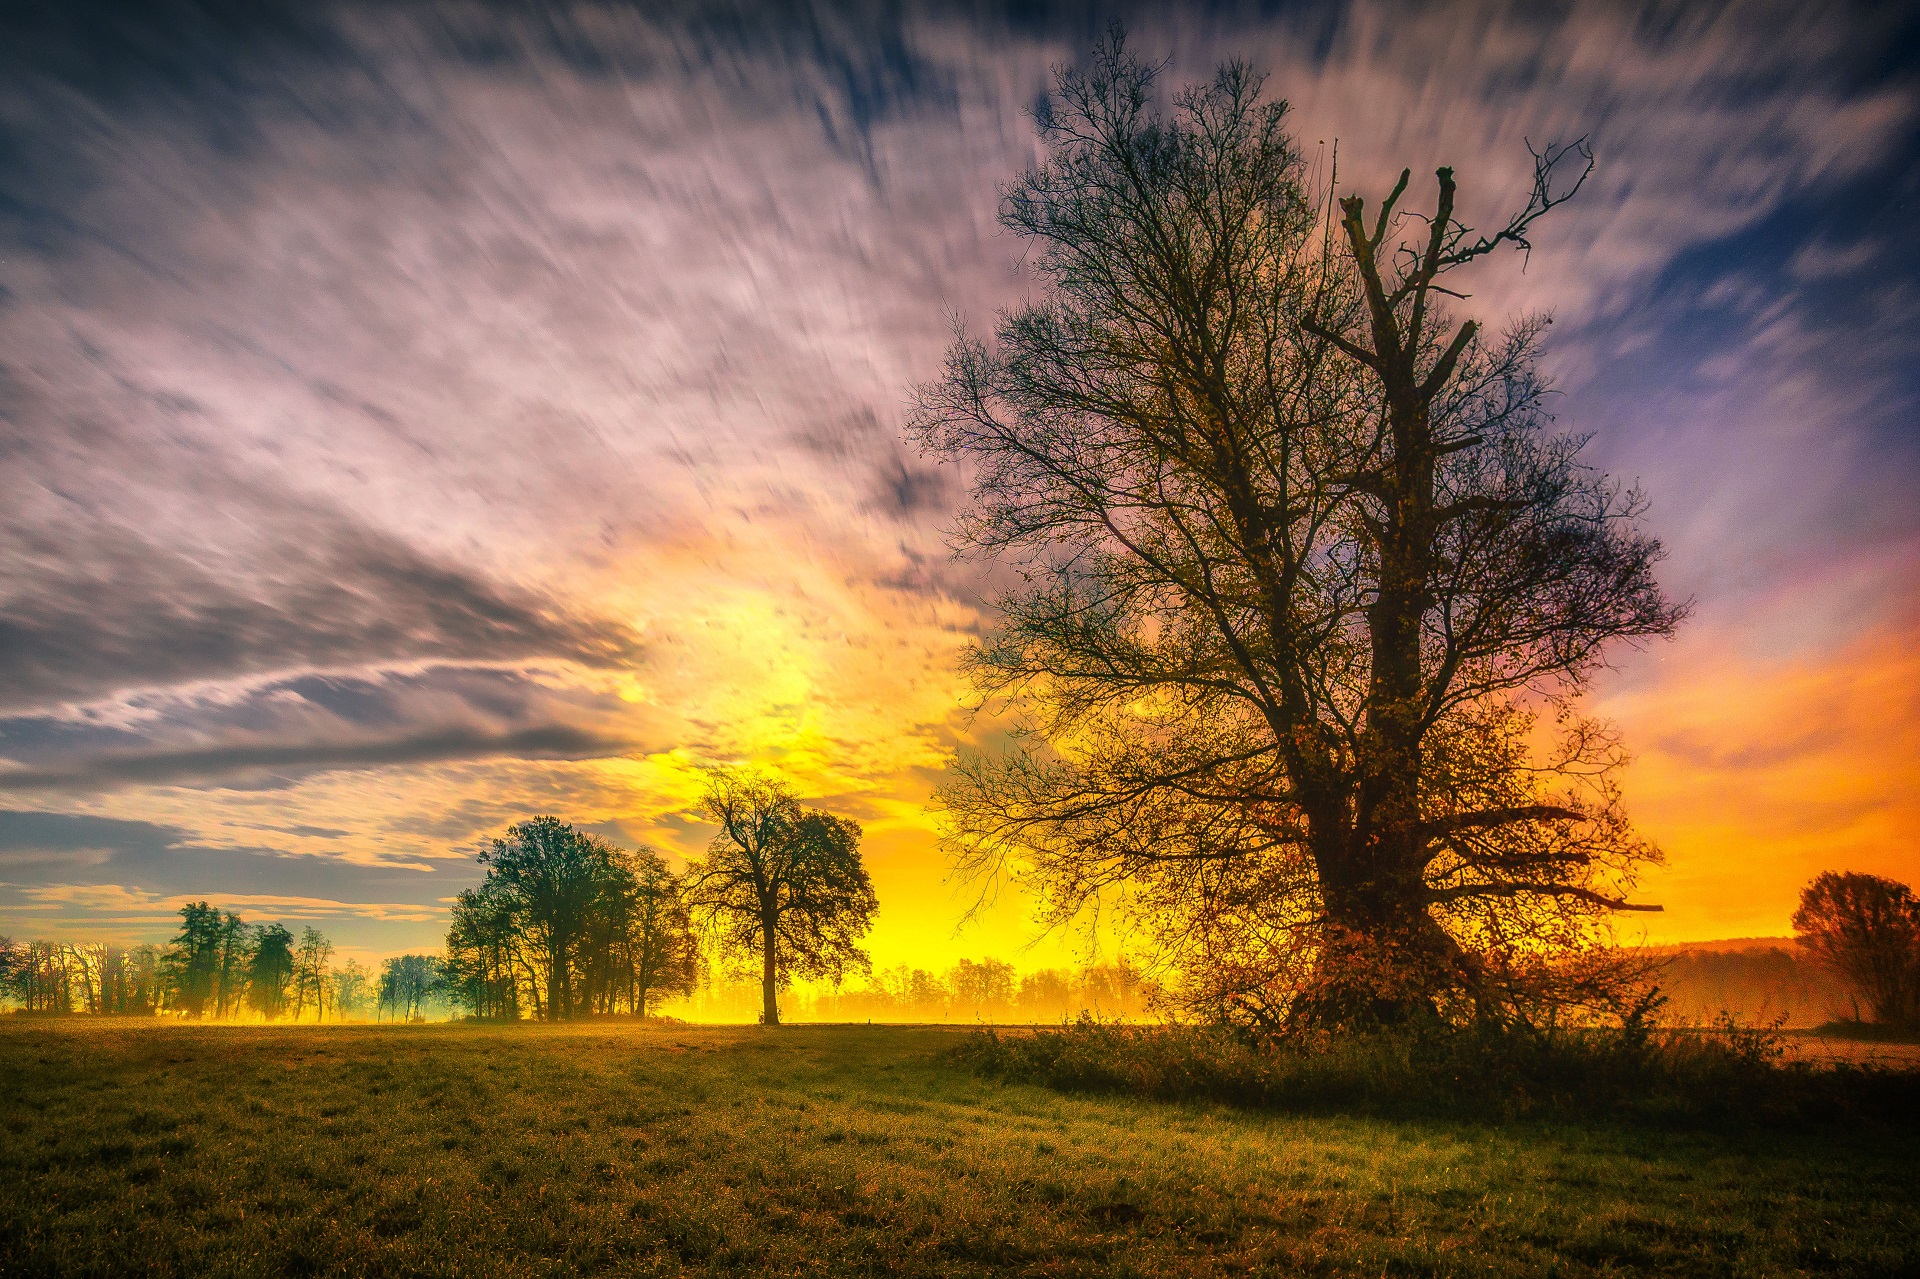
3, 1020, 1915, 1277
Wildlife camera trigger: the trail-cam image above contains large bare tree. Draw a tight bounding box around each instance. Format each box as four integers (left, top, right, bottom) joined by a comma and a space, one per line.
910, 32, 1682, 1029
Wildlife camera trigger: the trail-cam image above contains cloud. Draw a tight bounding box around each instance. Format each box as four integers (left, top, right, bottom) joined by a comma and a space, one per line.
0, 806, 478, 937
0, 883, 446, 928
0, 811, 184, 878
0, 724, 632, 794
0, 389, 643, 712
0, 665, 650, 793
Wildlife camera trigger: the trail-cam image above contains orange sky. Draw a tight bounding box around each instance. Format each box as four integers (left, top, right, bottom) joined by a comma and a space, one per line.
1596, 561, 1920, 943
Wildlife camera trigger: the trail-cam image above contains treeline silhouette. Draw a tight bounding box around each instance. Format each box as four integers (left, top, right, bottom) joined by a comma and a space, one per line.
2, 918, 1155, 1026
819, 958, 1153, 1023
1652, 943, 1850, 1028
444, 783, 876, 1027
0, 905, 441, 1022
11, 871, 1908, 1031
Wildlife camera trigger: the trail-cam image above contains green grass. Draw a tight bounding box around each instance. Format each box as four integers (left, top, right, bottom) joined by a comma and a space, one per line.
2, 1020, 1915, 1277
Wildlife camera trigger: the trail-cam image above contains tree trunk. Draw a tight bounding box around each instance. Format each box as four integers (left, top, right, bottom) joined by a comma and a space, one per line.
760, 913, 780, 1027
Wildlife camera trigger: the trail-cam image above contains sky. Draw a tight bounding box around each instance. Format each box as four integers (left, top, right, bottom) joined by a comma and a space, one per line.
1, 0, 1915, 970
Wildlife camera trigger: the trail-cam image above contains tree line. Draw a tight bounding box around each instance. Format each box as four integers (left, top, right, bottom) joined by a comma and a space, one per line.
778, 957, 1155, 1023
0, 908, 446, 1022
0, 767, 881, 1027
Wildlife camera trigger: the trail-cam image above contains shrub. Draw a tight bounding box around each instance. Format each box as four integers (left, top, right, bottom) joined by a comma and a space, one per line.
952, 1013, 1917, 1126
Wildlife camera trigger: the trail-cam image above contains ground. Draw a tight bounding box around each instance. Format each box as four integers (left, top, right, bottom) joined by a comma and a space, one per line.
2, 1020, 1914, 1277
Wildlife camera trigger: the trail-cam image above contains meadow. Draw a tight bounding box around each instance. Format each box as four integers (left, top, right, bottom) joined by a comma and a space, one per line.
3, 1019, 1916, 1278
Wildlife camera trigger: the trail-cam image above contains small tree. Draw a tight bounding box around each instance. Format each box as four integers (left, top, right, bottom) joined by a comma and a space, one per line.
684, 769, 878, 1026
160, 902, 222, 1018
246, 924, 296, 1020
626, 849, 698, 1018
330, 959, 372, 1021
1793, 872, 1919, 1027
377, 954, 440, 1022
290, 927, 333, 1022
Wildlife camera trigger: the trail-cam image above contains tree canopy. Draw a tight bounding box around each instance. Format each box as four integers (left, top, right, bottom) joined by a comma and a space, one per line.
1793, 871, 1919, 1028
445, 817, 697, 1021
683, 769, 878, 1026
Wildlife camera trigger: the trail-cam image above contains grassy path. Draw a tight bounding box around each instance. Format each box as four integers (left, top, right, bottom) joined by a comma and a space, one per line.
2, 1020, 1913, 1276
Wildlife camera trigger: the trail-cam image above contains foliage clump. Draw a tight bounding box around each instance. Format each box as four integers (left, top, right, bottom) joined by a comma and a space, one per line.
1793, 871, 1920, 1033
684, 768, 878, 1026
953, 1013, 1918, 1126
446, 816, 697, 1021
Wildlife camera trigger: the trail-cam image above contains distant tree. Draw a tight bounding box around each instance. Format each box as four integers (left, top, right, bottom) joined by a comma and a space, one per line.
63, 943, 100, 1013
1017, 968, 1073, 1021
290, 927, 333, 1022
330, 958, 372, 1021
472, 817, 623, 1020
684, 769, 878, 1026
623, 849, 699, 1018
903, 967, 948, 1017
1793, 872, 1919, 1027
379, 954, 440, 1021
246, 924, 296, 1020
124, 944, 161, 1015
11, 941, 71, 1012
161, 903, 223, 1018
1079, 960, 1152, 1019
213, 910, 249, 1018
912, 32, 1680, 1030
949, 957, 1017, 1019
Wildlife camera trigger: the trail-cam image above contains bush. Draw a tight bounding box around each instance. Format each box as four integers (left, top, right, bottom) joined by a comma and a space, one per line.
952, 1013, 1918, 1126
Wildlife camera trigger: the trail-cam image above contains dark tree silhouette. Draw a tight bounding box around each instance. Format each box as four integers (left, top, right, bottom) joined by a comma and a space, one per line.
71, 944, 159, 1015
445, 818, 697, 1020
246, 923, 295, 1020
911, 32, 1681, 1030
683, 769, 877, 1026
474, 816, 618, 1020
213, 909, 249, 1019
445, 883, 527, 1020
379, 953, 440, 1022
290, 926, 332, 1021
160, 902, 222, 1018
5, 940, 71, 1012
1793, 872, 1919, 1027
330, 958, 373, 1021
623, 847, 699, 1018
